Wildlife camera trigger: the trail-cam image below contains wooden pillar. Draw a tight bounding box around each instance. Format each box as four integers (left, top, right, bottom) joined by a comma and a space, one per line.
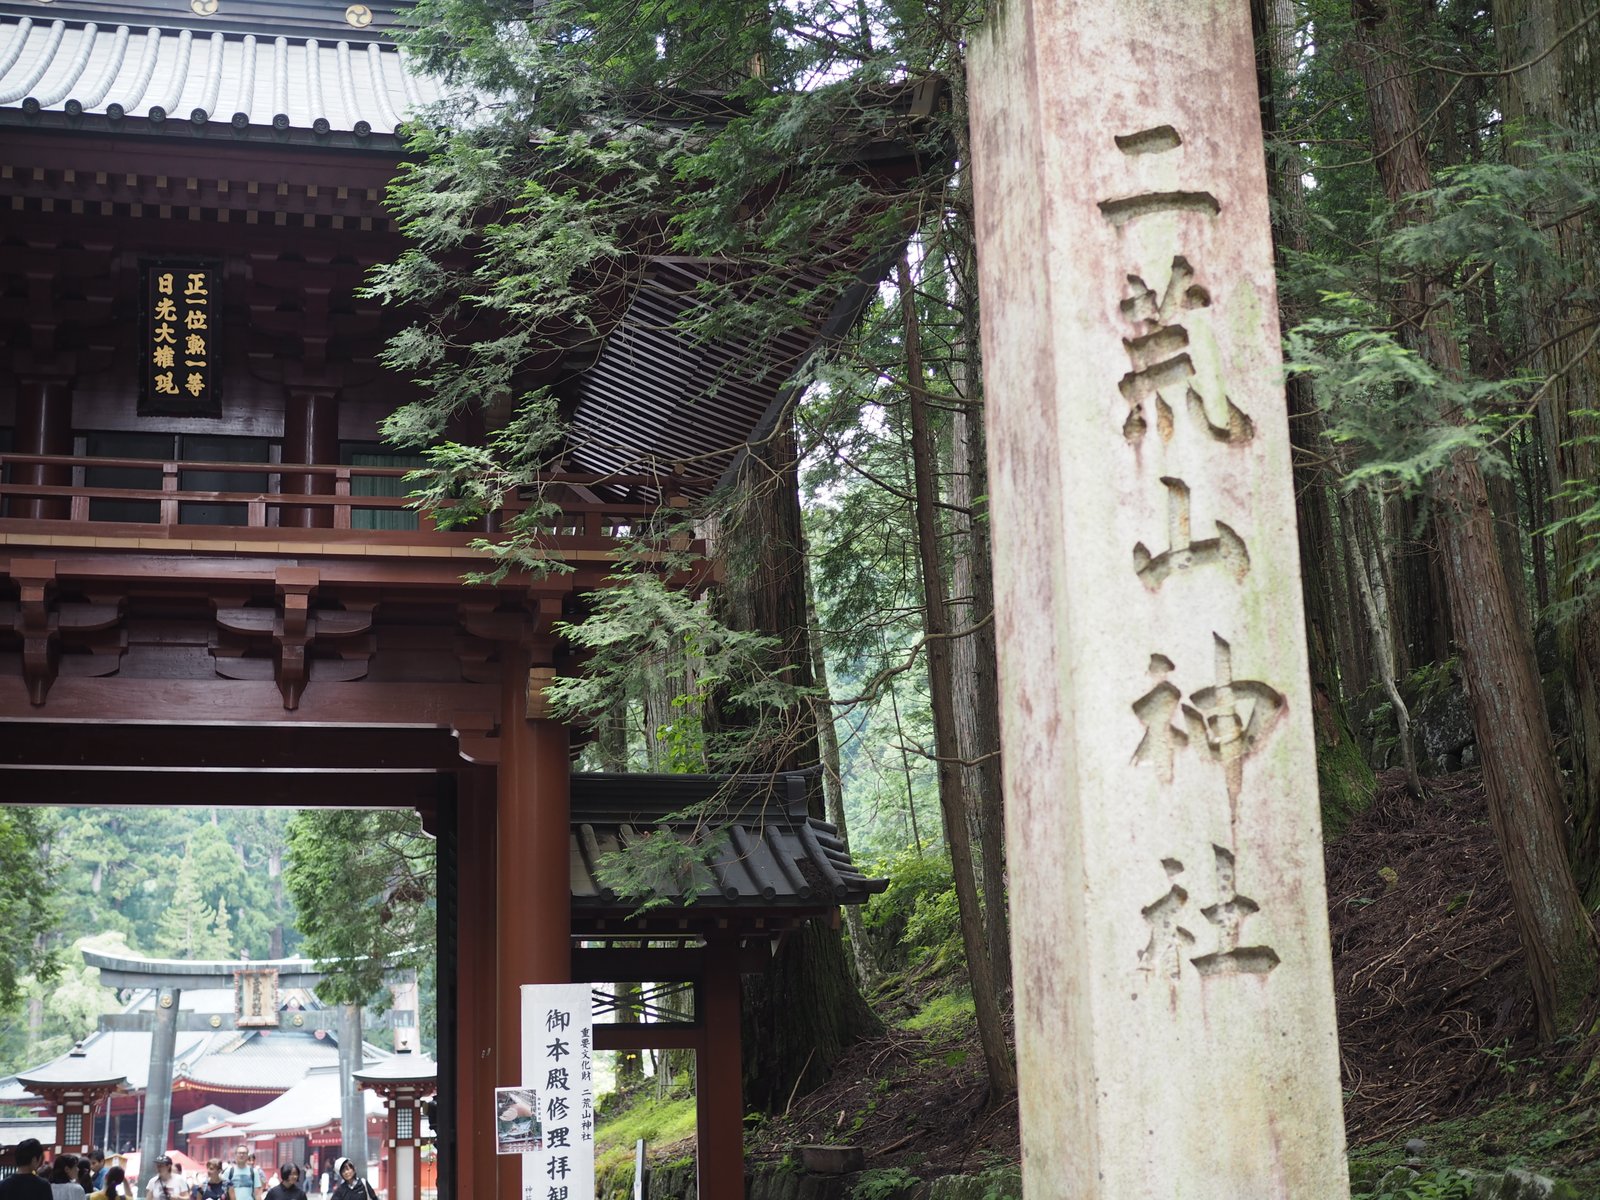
495, 644, 571, 1200
281, 388, 339, 528
14, 378, 72, 520
695, 936, 744, 1200
455, 769, 499, 1200
968, 2, 1348, 1196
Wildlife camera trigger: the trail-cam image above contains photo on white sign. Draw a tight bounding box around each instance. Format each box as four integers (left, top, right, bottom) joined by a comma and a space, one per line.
495, 1086, 543, 1154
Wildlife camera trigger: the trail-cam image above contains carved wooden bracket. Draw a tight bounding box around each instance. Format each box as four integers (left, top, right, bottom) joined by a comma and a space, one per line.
0, 559, 125, 705
210, 568, 374, 709
452, 711, 499, 765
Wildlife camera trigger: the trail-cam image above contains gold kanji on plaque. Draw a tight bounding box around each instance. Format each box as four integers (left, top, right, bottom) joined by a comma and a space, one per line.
144, 263, 220, 413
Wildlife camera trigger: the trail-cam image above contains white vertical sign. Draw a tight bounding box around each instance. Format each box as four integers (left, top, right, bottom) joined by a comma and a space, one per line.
520, 983, 595, 1200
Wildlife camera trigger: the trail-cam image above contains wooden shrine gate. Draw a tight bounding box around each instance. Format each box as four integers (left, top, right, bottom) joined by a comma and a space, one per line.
0, 674, 876, 1200
0, 1, 918, 1195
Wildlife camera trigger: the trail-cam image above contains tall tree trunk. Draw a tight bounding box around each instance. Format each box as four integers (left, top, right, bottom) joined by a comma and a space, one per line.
1343, 491, 1423, 795
1254, 0, 1377, 832
897, 253, 1015, 1100
715, 416, 881, 1110
946, 63, 1012, 1003
1334, 498, 1377, 708
1493, 0, 1600, 898
882, 636, 926, 855
595, 696, 630, 773
1353, 0, 1599, 1038
804, 554, 881, 992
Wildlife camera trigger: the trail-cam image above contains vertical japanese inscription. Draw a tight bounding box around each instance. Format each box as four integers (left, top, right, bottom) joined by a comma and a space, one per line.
1106, 127, 1284, 985
143, 263, 220, 415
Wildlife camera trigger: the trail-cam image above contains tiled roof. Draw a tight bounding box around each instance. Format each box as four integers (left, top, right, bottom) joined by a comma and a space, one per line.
3, 1022, 392, 1102
0, 7, 441, 143
570, 771, 888, 908
214, 1066, 384, 1138
177, 1029, 343, 1091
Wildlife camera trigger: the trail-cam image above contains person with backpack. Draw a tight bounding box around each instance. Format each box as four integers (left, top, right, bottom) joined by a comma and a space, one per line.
326, 1161, 373, 1200
189, 1160, 227, 1200
223, 1149, 261, 1200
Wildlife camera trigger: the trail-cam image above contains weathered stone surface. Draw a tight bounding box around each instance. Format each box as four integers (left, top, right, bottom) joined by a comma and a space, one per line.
1409, 667, 1475, 772
800, 1146, 864, 1175
968, 0, 1348, 1197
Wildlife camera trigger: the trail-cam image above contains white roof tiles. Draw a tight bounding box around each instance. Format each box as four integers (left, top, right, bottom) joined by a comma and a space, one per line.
0, 11, 441, 137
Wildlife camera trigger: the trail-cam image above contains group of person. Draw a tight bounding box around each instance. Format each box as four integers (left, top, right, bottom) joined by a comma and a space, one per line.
2, 1144, 379, 1200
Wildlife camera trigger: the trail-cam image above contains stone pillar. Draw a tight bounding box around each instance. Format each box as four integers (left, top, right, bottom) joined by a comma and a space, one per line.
695, 936, 744, 1200
495, 645, 571, 1200
337, 1003, 367, 1171
14, 378, 72, 520
281, 388, 339, 528
968, 3, 1348, 1197
138, 987, 180, 1191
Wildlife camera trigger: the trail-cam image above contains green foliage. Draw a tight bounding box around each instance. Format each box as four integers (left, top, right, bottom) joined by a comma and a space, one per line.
0, 807, 58, 1010
1283, 117, 1600, 500
0, 807, 305, 1076
849, 1167, 920, 1200
591, 1091, 697, 1192
899, 991, 975, 1035
283, 809, 435, 1013
363, 0, 963, 581
154, 840, 233, 960
549, 572, 812, 773
861, 848, 960, 968
1353, 1169, 1474, 1200
1543, 410, 1600, 621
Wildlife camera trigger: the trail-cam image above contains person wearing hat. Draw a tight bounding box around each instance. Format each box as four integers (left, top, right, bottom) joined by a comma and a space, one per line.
325, 1160, 374, 1200
142, 1156, 184, 1200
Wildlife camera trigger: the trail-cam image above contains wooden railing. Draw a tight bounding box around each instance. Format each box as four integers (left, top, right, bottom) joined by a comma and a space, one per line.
0, 452, 696, 545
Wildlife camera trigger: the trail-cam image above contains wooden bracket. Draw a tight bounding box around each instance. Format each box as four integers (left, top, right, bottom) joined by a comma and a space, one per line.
211, 569, 373, 709
0, 559, 125, 705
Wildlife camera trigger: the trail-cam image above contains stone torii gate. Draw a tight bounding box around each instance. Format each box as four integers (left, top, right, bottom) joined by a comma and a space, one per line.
83, 951, 368, 1193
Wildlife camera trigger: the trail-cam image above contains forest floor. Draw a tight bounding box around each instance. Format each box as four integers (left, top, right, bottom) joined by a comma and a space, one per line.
628, 767, 1600, 1190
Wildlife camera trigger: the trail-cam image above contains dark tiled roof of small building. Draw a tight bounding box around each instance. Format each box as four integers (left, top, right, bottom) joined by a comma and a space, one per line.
569, 771, 887, 909
0, 0, 441, 144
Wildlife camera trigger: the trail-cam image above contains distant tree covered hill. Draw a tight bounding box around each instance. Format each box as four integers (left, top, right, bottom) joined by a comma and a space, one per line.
0, 806, 300, 1078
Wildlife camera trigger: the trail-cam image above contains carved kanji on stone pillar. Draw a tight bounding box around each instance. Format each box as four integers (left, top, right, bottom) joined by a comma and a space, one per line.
0, 559, 125, 705
211, 567, 373, 708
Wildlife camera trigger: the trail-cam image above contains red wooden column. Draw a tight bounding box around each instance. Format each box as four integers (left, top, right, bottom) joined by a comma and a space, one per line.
281, 388, 339, 528
14, 378, 72, 520
455, 769, 499, 1200
495, 642, 571, 1200
696, 935, 745, 1200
